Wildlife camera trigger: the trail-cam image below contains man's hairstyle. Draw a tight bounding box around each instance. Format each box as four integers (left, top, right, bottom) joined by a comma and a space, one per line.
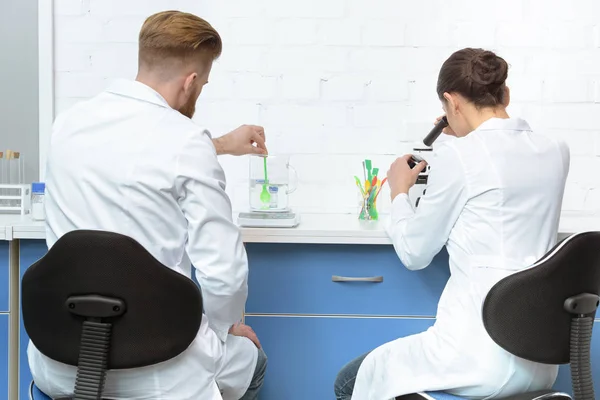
138, 10, 222, 70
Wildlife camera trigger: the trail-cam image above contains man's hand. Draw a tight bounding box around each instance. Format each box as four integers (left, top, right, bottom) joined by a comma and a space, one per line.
387, 155, 427, 201
213, 125, 267, 156
229, 322, 262, 349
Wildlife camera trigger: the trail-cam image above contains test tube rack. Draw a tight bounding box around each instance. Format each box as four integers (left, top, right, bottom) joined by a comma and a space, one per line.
0, 184, 31, 215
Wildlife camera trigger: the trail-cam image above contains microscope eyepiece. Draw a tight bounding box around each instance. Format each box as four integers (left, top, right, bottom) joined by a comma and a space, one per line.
423, 116, 448, 147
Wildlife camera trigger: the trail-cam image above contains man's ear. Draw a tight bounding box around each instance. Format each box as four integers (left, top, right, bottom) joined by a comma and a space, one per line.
183, 72, 198, 94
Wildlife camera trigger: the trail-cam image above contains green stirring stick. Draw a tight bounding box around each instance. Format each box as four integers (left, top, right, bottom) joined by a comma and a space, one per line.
260, 156, 270, 206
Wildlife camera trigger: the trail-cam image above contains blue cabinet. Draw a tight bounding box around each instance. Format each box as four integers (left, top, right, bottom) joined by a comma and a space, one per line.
244, 315, 435, 400
246, 243, 449, 316
19, 240, 47, 400
0, 314, 8, 400
245, 243, 600, 398
243, 317, 600, 399
0, 242, 9, 312
12, 239, 600, 400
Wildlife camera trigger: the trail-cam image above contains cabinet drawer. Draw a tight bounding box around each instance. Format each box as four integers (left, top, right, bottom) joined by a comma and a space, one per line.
0, 243, 9, 313
246, 243, 449, 316
245, 315, 435, 400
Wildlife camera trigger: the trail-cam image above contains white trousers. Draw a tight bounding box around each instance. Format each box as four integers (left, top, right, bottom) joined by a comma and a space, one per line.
28, 318, 258, 400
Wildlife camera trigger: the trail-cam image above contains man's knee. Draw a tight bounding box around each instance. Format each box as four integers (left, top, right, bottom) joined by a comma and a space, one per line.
254, 347, 267, 382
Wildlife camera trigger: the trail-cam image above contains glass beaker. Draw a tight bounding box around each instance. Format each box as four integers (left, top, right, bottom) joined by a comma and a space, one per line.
249, 155, 298, 211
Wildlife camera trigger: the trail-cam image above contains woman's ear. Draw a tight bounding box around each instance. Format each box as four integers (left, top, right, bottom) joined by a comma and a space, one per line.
503, 86, 511, 107
443, 92, 459, 116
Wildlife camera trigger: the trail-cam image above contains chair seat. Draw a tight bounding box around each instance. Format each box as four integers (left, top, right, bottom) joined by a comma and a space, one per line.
398, 389, 572, 400
30, 382, 51, 400
29, 380, 120, 400
494, 390, 572, 400
396, 392, 468, 400
420, 392, 467, 400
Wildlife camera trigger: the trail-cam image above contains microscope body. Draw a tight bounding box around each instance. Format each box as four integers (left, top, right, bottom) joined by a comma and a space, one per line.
406, 115, 448, 208
408, 146, 432, 209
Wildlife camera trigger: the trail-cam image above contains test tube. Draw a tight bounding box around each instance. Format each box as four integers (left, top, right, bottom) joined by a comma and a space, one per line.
14, 152, 23, 184
6, 150, 12, 207
14, 152, 22, 208
5, 150, 22, 207
7, 150, 13, 207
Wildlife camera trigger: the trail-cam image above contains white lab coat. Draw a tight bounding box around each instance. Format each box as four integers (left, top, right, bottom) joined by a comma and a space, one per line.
351, 118, 570, 400
28, 79, 257, 400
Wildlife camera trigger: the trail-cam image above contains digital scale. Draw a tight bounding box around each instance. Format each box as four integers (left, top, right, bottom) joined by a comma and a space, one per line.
237, 210, 301, 228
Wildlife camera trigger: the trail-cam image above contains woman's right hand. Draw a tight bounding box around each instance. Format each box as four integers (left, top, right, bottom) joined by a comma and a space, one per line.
435, 115, 456, 137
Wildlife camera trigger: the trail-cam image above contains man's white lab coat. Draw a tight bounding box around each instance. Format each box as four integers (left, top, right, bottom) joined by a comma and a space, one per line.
351, 118, 570, 400
28, 79, 257, 400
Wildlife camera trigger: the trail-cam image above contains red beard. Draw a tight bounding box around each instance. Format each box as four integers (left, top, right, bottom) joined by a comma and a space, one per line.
178, 95, 196, 119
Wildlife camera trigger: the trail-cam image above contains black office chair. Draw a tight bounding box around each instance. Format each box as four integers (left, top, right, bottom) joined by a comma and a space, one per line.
22, 230, 203, 400
399, 231, 600, 400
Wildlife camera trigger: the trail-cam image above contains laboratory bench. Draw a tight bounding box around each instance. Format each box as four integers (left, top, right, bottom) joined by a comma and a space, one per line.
0, 213, 599, 400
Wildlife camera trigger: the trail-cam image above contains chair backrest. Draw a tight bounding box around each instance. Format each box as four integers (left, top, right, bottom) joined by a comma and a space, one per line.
22, 229, 203, 369
482, 231, 600, 364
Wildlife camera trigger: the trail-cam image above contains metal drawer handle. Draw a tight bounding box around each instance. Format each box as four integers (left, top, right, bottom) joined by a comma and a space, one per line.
332, 275, 383, 283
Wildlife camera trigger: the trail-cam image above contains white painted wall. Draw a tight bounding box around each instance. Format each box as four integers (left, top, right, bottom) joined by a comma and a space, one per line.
52, 0, 600, 216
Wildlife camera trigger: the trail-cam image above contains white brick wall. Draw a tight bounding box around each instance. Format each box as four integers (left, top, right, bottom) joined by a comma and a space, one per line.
53, 0, 600, 216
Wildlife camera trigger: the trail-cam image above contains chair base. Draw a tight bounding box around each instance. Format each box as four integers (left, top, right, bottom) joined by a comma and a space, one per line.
397, 389, 572, 400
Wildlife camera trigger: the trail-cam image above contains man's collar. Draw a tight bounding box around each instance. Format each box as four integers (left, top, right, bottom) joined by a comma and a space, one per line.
106, 79, 172, 109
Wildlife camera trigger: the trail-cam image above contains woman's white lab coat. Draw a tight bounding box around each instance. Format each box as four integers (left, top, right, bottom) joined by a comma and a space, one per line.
351, 118, 570, 400
28, 80, 257, 400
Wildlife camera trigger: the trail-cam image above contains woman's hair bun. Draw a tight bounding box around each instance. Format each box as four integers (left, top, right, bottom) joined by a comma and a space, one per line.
468, 50, 508, 88
436, 48, 509, 108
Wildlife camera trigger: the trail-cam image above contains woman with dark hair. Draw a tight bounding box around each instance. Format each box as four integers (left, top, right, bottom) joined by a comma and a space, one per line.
335, 48, 570, 400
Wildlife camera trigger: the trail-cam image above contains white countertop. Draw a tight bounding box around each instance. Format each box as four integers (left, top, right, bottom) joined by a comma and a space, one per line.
0, 212, 598, 244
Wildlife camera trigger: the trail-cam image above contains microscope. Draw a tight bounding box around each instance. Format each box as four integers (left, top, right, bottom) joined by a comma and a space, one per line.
407, 116, 448, 208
